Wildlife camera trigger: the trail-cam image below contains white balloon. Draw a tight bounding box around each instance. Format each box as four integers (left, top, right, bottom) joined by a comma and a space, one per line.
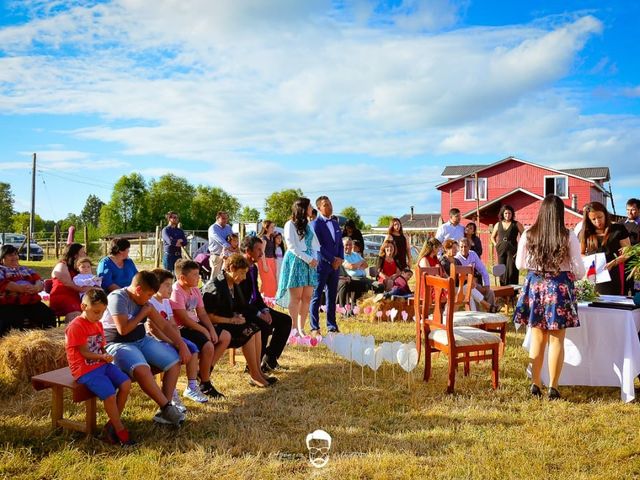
396, 343, 419, 372
364, 346, 384, 371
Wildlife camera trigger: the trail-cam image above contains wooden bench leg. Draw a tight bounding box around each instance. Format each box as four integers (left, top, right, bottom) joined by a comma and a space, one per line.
85, 397, 97, 435
51, 386, 64, 430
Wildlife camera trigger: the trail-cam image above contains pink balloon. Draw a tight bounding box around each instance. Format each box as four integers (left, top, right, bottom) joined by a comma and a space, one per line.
401, 311, 409, 321
353, 306, 360, 315
288, 335, 298, 345
345, 303, 352, 312
364, 306, 372, 315
376, 311, 383, 319
310, 337, 318, 347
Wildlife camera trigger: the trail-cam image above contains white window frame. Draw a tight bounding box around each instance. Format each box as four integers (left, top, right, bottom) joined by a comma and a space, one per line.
544, 175, 568, 199
464, 177, 487, 201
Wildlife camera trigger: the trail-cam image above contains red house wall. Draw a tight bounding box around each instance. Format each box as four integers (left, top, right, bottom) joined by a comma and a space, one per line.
439, 159, 601, 224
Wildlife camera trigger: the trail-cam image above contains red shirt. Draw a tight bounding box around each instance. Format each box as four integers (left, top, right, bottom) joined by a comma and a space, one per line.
65, 316, 106, 379
380, 258, 398, 280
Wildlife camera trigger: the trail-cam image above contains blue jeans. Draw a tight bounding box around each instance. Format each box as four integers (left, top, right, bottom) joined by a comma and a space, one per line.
309, 263, 340, 331
162, 252, 181, 273
106, 335, 180, 376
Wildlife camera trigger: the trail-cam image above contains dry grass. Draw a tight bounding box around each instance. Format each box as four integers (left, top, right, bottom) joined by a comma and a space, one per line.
2, 309, 640, 479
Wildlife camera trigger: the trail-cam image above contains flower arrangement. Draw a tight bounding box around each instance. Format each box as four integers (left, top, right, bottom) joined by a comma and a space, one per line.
622, 243, 640, 282
574, 279, 599, 302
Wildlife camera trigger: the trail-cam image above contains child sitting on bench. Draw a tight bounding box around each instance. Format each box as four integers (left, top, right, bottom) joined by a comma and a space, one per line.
65, 288, 134, 445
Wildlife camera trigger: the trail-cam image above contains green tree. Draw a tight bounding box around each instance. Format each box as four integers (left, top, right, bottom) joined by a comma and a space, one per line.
0, 182, 15, 232
189, 186, 241, 231
147, 174, 195, 228
99, 173, 150, 235
12, 212, 45, 234
376, 215, 394, 228
239, 206, 260, 223
80, 194, 105, 227
264, 188, 303, 227
59, 213, 83, 233
340, 206, 365, 230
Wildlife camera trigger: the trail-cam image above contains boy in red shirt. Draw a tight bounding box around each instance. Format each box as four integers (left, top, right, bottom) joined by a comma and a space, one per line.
65, 288, 134, 445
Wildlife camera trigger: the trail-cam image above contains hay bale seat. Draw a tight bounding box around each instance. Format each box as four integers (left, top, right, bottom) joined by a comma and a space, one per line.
0, 327, 160, 436
358, 295, 415, 322
0, 328, 67, 387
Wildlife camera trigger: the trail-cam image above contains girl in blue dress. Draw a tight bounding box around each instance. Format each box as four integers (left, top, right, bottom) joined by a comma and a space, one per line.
276, 197, 319, 336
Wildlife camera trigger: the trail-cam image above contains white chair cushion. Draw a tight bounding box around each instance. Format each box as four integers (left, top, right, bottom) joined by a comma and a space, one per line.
452, 310, 508, 324
428, 326, 501, 347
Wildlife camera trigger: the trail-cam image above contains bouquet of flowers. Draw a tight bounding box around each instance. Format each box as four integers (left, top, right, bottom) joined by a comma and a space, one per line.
574, 279, 599, 302
622, 243, 640, 282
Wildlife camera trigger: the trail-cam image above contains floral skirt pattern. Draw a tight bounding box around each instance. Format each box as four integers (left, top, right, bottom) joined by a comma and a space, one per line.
513, 271, 579, 330
275, 251, 318, 308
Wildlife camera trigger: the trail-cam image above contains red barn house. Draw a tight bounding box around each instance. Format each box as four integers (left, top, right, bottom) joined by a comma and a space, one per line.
436, 157, 611, 254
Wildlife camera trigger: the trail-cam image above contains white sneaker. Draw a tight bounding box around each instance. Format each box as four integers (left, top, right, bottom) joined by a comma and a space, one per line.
183, 384, 209, 403
172, 389, 188, 413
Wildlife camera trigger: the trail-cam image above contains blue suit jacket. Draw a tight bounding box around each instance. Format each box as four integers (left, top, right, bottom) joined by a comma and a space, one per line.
312, 216, 344, 272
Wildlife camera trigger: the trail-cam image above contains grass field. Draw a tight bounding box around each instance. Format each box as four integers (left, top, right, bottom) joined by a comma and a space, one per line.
2, 261, 640, 479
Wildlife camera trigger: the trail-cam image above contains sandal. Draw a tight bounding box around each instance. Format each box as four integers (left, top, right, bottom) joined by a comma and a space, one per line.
489, 304, 500, 313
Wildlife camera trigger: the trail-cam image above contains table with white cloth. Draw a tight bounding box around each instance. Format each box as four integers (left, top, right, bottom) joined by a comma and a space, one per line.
522, 300, 640, 402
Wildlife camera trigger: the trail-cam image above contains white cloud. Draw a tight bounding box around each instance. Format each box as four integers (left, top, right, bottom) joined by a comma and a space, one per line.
0, 1, 636, 216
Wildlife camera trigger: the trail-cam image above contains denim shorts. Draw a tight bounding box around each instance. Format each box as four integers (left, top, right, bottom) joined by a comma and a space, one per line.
77, 363, 130, 400
106, 335, 180, 376
163, 337, 199, 355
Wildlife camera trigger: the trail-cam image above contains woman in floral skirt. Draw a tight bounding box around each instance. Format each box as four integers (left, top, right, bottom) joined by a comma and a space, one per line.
513, 195, 585, 399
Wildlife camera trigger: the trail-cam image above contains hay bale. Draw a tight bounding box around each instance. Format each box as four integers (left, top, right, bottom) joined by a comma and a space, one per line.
357, 295, 414, 322
0, 328, 67, 388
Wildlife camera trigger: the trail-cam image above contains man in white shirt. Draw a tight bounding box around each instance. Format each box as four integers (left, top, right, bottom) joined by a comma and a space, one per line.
435, 208, 465, 244
207, 211, 233, 279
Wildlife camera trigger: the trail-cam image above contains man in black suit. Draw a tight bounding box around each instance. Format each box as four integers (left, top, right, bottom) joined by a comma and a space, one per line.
239, 236, 292, 372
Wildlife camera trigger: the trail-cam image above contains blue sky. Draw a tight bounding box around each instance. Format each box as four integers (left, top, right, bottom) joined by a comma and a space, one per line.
1, 0, 638, 225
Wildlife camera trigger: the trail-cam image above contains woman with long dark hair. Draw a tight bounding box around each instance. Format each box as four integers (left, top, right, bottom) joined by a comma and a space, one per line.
275, 197, 319, 336
464, 222, 483, 257
514, 195, 585, 399
580, 201, 630, 295
491, 205, 524, 285
342, 220, 364, 254
49, 242, 88, 322
386, 218, 412, 270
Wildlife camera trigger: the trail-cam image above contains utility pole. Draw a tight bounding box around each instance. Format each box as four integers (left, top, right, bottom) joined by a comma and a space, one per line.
28, 153, 36, 261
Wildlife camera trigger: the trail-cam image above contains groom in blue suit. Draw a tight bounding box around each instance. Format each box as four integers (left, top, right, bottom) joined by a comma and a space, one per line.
310, 196, 344, 334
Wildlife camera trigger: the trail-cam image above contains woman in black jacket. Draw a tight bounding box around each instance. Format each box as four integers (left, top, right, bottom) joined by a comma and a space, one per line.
202, 254, 276, 387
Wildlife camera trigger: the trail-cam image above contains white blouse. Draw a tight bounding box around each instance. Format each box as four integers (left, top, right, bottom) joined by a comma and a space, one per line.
283, 220, 320, 265
515, 230, 585, 278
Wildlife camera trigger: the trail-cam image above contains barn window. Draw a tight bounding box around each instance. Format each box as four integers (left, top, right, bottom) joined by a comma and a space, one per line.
464, 178, 487, 201
544, 175, 568, 198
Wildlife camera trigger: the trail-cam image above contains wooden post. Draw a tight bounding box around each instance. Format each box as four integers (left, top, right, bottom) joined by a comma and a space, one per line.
489, 224, 494, 268
54, 224, 59, 259
103, 240, 108, 257
475, 172, 480, 223
83, 225, 89, 253
138, 236, 143, 263
155, 225, 161, 268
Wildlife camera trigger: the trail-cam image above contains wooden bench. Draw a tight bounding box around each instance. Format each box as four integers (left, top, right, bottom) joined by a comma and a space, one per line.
32, 365, 162, 436
32, 367, 99, 435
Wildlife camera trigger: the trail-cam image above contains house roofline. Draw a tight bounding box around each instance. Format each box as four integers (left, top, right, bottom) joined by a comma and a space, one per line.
436, 156, 608, 194
459, 187, 583, 219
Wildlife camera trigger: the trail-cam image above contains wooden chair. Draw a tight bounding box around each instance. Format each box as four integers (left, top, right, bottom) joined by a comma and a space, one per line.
450, 264, 508, 351
414, 272, 501, 393
414, 266, 441, 357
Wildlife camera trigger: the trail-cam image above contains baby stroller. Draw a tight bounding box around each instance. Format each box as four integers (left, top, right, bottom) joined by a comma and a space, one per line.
194, 251, 212, 282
